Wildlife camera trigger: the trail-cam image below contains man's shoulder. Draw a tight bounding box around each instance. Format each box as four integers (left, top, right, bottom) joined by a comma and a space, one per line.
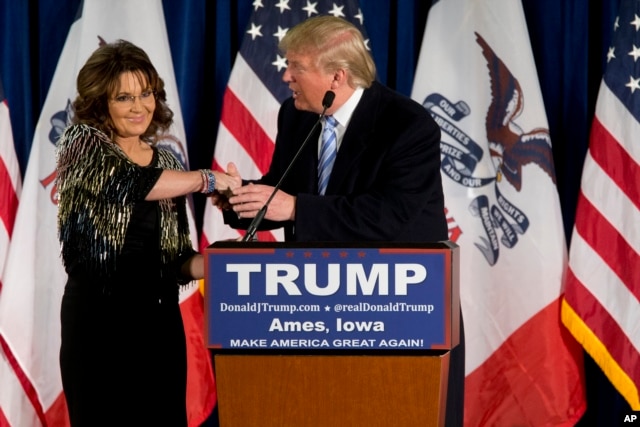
366, 81, 424, 109
361, 81, 433, 123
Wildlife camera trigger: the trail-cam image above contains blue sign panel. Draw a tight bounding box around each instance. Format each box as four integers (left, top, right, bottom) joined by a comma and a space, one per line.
205, 244, 454, 351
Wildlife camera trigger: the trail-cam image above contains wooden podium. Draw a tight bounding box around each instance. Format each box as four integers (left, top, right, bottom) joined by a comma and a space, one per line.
205, 241, 459, 427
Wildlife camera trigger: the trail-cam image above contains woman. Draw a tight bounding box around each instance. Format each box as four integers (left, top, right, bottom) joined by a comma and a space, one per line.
55, 40, 236, 426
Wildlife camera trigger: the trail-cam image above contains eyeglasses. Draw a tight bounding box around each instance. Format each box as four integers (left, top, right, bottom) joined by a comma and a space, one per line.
111, 90, 156, 106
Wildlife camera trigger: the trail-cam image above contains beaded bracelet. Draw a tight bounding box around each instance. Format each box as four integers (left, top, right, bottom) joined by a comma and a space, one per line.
199, 169, 216, 195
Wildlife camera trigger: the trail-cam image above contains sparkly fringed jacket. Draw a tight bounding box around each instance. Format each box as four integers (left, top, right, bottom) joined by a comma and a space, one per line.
56, 123, 195, 282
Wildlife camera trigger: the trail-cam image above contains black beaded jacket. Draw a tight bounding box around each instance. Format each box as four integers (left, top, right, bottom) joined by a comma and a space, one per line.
55, 124, 196, 281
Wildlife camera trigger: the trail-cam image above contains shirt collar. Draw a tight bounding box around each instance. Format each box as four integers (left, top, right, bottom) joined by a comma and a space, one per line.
331, 86, 364, 128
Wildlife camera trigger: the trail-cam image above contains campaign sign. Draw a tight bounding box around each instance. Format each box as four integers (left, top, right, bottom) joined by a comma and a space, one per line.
205, 241, 459, 351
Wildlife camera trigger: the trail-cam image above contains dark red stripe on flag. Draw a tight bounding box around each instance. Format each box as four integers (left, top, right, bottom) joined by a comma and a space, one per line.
180, 292, 217, 425
464, 299, 585, 426
210, 158, 222, 172
574, 191, 640, 300
219, 89, 274, 175
0, 407, 9, 426
0, 334, 48, 426
589, 117, 640, 210
44, 392, 70, 427
0, 159, 18, 238
564, 268, 640, 387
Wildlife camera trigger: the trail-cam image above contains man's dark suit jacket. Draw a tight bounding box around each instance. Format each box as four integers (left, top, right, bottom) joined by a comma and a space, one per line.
226, 81, 448, 243
224, 81, 464, 426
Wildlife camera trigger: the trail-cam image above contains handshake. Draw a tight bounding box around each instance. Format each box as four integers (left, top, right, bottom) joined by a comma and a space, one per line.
211, 162, 296, 223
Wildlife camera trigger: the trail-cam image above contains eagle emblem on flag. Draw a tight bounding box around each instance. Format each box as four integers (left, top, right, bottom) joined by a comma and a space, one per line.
421, 32, 558, 265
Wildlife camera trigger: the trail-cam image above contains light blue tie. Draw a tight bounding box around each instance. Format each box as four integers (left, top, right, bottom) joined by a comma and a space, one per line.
318, 115, 338, 195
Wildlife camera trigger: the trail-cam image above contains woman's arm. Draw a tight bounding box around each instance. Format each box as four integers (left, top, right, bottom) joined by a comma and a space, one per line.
181, 253, 204, 280
146, 168, 241, 201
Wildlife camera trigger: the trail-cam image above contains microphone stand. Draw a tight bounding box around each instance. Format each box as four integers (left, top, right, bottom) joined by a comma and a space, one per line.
242, 91, 335, 242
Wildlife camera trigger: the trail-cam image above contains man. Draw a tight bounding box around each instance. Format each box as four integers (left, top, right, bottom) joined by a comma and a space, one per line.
223, 15, 463, 425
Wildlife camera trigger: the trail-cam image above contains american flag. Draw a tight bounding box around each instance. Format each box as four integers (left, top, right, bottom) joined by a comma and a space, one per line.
0, 78, 21, 288
562, 0, 640, 410
0, 76, 22, 427
201, 0, 367, 246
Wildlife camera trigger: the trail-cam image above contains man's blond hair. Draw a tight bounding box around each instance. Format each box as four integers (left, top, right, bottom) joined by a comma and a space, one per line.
279, 15, 376, 89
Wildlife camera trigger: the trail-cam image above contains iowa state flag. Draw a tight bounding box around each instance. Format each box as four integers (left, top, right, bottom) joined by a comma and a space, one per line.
200, 0, 367, 247
0, 1, 215, 426
562, 0, 640, 411
411, 0, 586, 424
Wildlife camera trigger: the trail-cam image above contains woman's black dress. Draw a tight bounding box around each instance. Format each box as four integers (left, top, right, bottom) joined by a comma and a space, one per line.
60, 199, 187, 427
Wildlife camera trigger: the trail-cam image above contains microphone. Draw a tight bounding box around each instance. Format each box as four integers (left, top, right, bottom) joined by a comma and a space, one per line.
242, 90, 336, 242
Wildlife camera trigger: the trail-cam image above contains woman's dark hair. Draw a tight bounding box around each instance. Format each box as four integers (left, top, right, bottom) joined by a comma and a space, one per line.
72, 39, 173, 144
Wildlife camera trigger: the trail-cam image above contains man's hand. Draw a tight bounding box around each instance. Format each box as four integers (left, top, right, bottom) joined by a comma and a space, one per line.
229, 183, 296, 221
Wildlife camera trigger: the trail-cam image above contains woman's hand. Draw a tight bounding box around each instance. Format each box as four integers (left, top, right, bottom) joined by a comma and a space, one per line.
210, 162, 242, 209
213, 162, 242, 194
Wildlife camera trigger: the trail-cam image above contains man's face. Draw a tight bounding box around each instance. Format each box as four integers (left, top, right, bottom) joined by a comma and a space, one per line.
282, 51, 334, 114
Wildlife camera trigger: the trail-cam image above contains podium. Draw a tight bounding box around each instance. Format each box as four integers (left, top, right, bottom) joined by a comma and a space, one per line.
204, 241, 459, 427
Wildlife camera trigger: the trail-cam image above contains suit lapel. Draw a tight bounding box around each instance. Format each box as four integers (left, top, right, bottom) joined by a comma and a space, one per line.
325, 83, 380, 193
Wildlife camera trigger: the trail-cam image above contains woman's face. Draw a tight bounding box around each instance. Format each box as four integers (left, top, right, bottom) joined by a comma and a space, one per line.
107, 71, 156, 141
